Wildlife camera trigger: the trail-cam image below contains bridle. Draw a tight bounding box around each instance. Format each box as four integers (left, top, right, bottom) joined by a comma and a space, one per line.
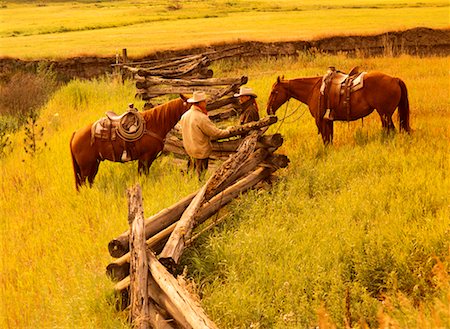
270, 80, 307, 133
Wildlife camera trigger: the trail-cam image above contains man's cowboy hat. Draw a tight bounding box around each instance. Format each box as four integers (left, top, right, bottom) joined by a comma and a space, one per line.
187, 91, 207, 103
234, 86, 257, 98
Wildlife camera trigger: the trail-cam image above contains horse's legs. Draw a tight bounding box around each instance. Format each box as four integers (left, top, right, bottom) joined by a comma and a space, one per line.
321, 121, 334, 145
87, 160, 100, 187
138, 153, 158, 175
75, 158, 100, 188
379, 113, 396, 132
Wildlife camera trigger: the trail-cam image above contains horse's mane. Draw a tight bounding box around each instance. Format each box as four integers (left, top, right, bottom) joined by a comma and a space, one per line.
141, 98, 184, 130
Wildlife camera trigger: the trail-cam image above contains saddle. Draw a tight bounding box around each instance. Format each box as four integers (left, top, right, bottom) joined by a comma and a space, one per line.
91, 105, 146, 161
320, 66, 366, 120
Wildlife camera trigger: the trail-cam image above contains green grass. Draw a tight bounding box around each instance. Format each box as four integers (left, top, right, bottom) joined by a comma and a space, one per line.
1, 53, 449, 328
0, 0, 448, 59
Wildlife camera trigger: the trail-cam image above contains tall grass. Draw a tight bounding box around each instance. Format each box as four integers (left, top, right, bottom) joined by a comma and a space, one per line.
1, 54, 449, 328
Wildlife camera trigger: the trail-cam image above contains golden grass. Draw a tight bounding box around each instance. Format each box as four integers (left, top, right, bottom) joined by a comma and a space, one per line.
1, 54, 449, 328
0, 0, 448, 59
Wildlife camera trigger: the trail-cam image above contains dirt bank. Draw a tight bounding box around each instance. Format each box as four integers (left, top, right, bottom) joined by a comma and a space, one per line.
1, 27, 449, 81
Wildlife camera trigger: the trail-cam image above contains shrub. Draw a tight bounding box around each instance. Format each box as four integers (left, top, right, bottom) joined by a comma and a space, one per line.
0, 64, 58, 124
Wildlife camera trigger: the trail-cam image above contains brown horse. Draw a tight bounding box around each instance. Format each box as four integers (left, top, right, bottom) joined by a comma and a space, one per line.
266, 72, 410, 144
70, 96, 190, 190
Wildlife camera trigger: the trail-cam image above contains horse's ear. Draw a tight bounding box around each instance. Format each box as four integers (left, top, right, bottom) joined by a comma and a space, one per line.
277, 76, 281, 83
180, 94, 188, 101
281, 75, 284, 80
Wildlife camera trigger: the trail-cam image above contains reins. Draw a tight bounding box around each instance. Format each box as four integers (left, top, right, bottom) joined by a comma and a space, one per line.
274, 81, 307, 133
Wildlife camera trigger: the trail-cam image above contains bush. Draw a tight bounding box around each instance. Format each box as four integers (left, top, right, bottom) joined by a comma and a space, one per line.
0, 64, 58, 124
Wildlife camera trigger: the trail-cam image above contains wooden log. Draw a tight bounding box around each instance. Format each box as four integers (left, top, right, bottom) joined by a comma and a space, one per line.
109, 129, 279, 259
148, 303, 177, 329
122, 54, 202, 69
137, 86, 223, 98
147, 250, 218, 329
107, 148, 270, 282
159, 131, 260, 270
165, 133, 283, 154
208, 106, 239, 122
206, 96, 239, 112
137, 76, 246, 88
107, 223, 175, 281
264, 153, 290, 169
127, 184, 150, 329
108, 191, 198, 258
110, 127, 278, 259
134, 57, 211, 78
113, 165, 275, 287
212, 115, 278, 140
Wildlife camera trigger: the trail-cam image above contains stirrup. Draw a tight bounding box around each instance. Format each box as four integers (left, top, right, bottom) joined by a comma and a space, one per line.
121, 150, 131, 162
323, 109, 333, 121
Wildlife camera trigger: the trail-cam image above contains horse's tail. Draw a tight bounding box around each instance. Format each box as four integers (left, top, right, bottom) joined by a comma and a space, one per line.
69, 132, 82, 191
397, 78, 411, 133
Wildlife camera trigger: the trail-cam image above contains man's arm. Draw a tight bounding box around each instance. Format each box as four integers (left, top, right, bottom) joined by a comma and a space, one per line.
198, 116, 229, 139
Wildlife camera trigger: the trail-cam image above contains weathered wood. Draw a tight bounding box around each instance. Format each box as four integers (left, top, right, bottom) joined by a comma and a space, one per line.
137, 86, 223, 98
206, 96, 238, 112
108, 222, 177, 281
119, 54, 200, 69
216, 115, 278, 139
112, 165, 276, 286
109, 127, 278, 259
134, 57, 211, 78
147, 251, 218, 329
127, 184, 150, 329
107, 148, 268, 281
108, 191, 198, 258
158, 184, 209, 272
137, 76, 246, 88
148, 302, 177, 329
164, 133, 283, 157
159, 131, 260, 270
208, 106, 240, 122
264, 153, 290, 169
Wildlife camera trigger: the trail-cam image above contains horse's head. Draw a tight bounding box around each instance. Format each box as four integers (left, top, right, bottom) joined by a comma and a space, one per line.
179, 94, 190, 111
266, 76, 290, 115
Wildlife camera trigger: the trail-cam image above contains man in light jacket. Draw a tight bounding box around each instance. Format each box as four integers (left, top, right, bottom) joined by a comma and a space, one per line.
180, 91, 231, 178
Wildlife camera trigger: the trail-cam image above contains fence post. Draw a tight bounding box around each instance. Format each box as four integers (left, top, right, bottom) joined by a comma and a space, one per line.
128, 183, 150, 329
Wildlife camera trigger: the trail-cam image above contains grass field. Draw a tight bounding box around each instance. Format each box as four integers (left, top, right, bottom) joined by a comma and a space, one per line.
0, 0, 449, 59
1, 0, 450, 328
1, 53, 449, 328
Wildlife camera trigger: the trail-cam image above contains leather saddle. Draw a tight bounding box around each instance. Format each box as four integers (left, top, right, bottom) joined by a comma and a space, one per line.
320, 66, 367, 119
91, 108, 145, 145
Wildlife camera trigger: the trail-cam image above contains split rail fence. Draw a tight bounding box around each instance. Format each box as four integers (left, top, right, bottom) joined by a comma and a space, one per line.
107, 117, 289, 328
113, 48, 249, 118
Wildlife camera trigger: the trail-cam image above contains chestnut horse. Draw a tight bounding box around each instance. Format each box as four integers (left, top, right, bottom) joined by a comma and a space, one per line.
70, 96, 190, 190
266, 72, 410, 144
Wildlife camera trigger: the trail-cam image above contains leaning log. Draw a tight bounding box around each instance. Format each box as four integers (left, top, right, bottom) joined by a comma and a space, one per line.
164, 133, 283, 155
109, 123, 278, 258
159, 131, 260, 271
108, 191, 198, 258
137, 76, 246, 88
206, 96, 239, 112
107, 148, 272, 282
127, 184, 150, 329
124, 54, 204, 72
212, 115, 278, 140
113, 165, 278, 286
147, 250, 218, 329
